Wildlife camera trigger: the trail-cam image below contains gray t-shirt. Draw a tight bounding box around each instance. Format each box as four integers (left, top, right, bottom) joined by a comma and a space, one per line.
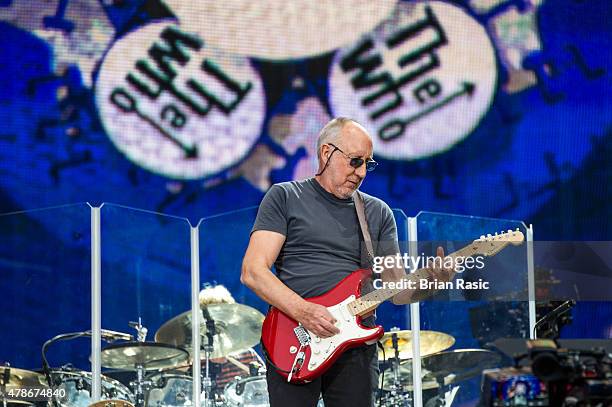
252, 178, 400, 298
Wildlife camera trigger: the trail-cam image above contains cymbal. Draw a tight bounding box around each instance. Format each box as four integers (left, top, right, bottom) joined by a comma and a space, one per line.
155, 303, 264, 359
0, 366, 49, 388
0, 367, 49, 405
100, 342, 189, 370
420, 349, 501, 383
378, 330, 455, 361
381, 349, 501, 391
380, 363, 439, 391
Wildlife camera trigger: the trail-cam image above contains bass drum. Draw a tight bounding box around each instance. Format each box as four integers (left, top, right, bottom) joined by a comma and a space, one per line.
48, 369, 133, 407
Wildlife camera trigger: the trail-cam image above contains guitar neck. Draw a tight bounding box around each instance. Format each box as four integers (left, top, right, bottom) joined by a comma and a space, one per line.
347, 245, 477, 317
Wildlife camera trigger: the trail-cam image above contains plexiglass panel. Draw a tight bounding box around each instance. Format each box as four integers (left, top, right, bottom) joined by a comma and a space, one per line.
0, 203, 91, 370
198, 207, 260, 308
376, 209, 415, 407
414, 211, 530, 406
197, 207, 265, 404
99, 203, 192, 403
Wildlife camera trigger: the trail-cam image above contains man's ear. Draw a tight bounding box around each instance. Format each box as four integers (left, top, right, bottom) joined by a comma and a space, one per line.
321, 145, 331, 160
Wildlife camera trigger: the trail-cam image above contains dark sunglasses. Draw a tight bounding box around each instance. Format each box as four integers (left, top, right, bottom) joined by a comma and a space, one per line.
328, 143, 378, 172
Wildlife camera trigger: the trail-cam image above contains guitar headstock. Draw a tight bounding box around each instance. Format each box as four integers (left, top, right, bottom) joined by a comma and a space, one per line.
473, 229, 525, 256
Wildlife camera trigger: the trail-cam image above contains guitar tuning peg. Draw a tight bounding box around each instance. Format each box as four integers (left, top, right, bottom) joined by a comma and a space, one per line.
507, 229, 512, 233
495, 232, 498, 236
480, 235, 485, 240
487, 234, 492, 238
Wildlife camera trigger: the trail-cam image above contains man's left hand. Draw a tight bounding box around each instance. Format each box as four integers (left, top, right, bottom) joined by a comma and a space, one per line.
425, 246, 455, 282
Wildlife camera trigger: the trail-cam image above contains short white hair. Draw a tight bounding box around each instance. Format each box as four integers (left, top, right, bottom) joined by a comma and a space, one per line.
199, 284, 235, 305
316, 117, 357, 160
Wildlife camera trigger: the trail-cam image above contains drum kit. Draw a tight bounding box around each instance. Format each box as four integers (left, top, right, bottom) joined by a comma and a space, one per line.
376, 329, 501, 407
0, 303, 267, 407
1, 305, 501, 407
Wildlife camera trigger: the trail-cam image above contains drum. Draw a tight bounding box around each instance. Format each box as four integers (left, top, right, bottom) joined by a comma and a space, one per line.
146, 372, 195, 407
223, 376, 268, 407
49, 369, 133, 407
88, 400, 134, 407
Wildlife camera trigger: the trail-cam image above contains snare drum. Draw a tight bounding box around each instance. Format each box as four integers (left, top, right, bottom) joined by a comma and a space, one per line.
49, 369, 133, 407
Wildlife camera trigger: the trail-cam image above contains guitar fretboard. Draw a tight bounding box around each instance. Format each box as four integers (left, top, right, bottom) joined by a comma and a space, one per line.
347, 244, 479, 316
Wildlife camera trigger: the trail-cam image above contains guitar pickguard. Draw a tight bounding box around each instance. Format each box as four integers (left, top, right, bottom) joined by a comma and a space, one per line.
306, 295, 377, 372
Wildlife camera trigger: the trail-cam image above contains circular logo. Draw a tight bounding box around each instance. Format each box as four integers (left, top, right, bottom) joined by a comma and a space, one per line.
96, 21, 265, 179
330, 1, 497, 160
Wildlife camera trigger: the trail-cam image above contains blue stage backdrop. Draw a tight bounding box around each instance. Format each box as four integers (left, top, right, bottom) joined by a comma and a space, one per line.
0, 0, 610, 376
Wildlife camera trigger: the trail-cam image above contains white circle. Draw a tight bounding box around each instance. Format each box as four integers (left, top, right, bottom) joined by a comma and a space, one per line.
95, 21, 265, 179
330, 1, 497, 160
163, 0, 398, 60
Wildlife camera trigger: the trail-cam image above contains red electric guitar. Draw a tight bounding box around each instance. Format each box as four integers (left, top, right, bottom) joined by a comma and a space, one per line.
261, 230, 525, 383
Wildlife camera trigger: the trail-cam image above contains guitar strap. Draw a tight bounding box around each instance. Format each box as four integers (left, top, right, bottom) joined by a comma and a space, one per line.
354, 190, 375, 267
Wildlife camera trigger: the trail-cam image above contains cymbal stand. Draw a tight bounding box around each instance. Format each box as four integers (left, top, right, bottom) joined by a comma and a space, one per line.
430, 375, 458, 407
128, 318, 148, 342
1, 363, 9, 407
129, 319, 149, 407
134, 364, 146, 407
201, 307, 215, 407
388, 332, 411, 407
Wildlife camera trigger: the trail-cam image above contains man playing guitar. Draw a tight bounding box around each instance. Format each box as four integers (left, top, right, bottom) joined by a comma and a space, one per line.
241, 117, 453, 407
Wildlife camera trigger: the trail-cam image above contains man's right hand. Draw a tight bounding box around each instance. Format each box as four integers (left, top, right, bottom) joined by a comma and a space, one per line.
295, 301, 340, 338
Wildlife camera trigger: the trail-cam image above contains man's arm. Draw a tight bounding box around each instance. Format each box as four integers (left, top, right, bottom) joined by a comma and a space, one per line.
241, 230, 340, 338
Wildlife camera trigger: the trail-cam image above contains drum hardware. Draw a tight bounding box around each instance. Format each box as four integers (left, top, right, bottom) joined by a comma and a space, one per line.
99, 342, 188, 407
155, 304, 264, 407
201, 306, 215, 407
377, 328, 456, 406
128, 320, 148, 343
129, 320, 147, 407
247, 362, 263, 378
379, 349, 501, 406
41, 330, 129, 407
386, 329, 412, 407
533, 299, 576, 340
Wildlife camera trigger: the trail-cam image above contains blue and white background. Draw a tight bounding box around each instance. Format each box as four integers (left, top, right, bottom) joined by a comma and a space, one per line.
0, 0, 610, 403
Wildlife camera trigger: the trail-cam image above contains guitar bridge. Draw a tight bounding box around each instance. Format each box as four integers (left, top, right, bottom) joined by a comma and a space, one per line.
294, 325, 310, 346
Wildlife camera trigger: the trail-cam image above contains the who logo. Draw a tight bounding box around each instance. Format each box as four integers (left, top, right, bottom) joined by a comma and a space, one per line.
95, 22, 265, 180
330, 1, 498, 160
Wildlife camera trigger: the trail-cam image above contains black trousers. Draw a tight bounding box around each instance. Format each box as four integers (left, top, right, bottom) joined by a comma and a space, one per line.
266, 344, 379, 407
